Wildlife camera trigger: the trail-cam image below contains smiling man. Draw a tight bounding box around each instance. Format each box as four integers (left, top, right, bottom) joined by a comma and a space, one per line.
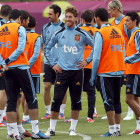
44, 6, 94, 136
125, 11, 140, 135
42, 4, 67, 120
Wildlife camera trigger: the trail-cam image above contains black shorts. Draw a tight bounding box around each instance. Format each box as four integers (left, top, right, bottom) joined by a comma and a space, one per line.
32, 76, 40, 94
121, 75, 127, 86
51, 70, 83, 112
83, 69, 95, 93
126, 74, 140, 97
43, 64, 56, 84
97, 76, 121, 113
4, 68, 38, 112
0, 75, 5, 90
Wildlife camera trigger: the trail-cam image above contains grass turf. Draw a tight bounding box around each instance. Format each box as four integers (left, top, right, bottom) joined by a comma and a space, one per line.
0, 76, 140, 140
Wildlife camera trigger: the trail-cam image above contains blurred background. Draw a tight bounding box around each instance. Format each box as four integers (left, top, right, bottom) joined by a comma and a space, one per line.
0, 0, 139, 34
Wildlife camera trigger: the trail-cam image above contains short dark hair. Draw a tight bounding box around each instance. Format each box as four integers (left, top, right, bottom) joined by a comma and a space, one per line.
95, 8, 108, 22
9, 9, 22, 21
28, 15, 36, 28
49, 4, 61, 17
0, 5, 12, 17
20, 10, 30, 21
81, 10, 93, 23
125, 11, 139, 26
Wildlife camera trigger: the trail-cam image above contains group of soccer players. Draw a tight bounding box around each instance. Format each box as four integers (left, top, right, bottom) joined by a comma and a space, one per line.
0, 0, 140, 139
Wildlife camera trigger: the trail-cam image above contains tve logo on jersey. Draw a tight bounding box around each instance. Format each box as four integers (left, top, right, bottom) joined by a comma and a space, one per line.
64, 45, 77, 54
110, 44, 122, 52
0, 41, 11, 48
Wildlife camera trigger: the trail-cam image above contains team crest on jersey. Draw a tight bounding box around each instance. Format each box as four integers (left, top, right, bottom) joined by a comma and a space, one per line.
75, 34, 80, 41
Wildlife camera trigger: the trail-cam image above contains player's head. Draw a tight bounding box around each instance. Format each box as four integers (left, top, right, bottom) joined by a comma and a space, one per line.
65, 6, 78, 28
94, 8, 108, 26
48, 4, 61, 22
9, 9, 23, 24
28, 15, 36, 28
20, 10, 30, 28
0, 5, 12, 21
125, 11, 139, 30
108, 0, 123, 17
81, 10, 93, 24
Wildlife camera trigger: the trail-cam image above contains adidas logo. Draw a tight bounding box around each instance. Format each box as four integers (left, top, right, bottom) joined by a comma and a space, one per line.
76, 82, 80, 85
47, 31, 50, 34
61, 36, 65, 39
0, 26, 10, 36
127, 88, 130, 92
32, 133, 40, 138
110, 28, 121, 39
56, 81, 60, 84
11, 127, 14, 129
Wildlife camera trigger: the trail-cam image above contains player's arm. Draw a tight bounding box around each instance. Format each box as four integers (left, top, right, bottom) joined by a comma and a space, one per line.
45, 32, 62, 73
77, 30, 94, 69
5, 26, 26, 65
125, 32, 140, 64
42, 27, 46, 46
29, 36, 41, 67
44, 31, 59, 67
124, 24, 131, 39
90, 32, 103, 86
0, 54, 8, 72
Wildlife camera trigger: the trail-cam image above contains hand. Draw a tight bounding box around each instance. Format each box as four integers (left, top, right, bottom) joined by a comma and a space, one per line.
3, 65, 8, 71
77, 60, 88, 70
52, 64, 62, 74
0, 72, 3, 76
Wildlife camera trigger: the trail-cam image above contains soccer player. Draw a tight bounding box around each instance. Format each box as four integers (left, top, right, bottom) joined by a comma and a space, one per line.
0, 4, 12, 127
23, 14, 42, 123
80, 10, 98, 122
64, 10, 98, 123
108, 0, 134, 121
124, 11, 140, 134
42, 4, 67, 120
19, 10, 32, 124
44, 6, 94, 136
0, 9, 49, 140
90, 8, 125, 137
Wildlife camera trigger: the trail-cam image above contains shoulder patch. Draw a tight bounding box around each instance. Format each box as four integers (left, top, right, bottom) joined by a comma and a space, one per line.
60, 22, 65, 27
44, 22, 51, 30
75, 27, 86, 36
55, 27, 65, 36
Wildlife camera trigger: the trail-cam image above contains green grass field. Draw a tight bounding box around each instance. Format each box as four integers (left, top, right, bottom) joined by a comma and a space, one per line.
0, 76, 140, 140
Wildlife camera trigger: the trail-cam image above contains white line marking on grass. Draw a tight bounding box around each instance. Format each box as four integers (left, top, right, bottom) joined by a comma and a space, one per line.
25, 129, 91, 140
0, 122, 91, 140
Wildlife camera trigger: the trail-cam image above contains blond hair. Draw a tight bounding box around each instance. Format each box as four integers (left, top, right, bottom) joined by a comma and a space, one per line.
65, 6, 78, 17
108, 0, 123, 13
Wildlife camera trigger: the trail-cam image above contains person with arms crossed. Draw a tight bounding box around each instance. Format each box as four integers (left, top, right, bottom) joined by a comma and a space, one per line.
42, 4, 67, 120
90, 8, 125, 137
125, 11, 140, 135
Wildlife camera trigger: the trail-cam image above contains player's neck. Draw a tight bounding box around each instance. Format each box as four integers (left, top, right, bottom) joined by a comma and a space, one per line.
115, 12, 122, 19
52, 18, 60, 24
